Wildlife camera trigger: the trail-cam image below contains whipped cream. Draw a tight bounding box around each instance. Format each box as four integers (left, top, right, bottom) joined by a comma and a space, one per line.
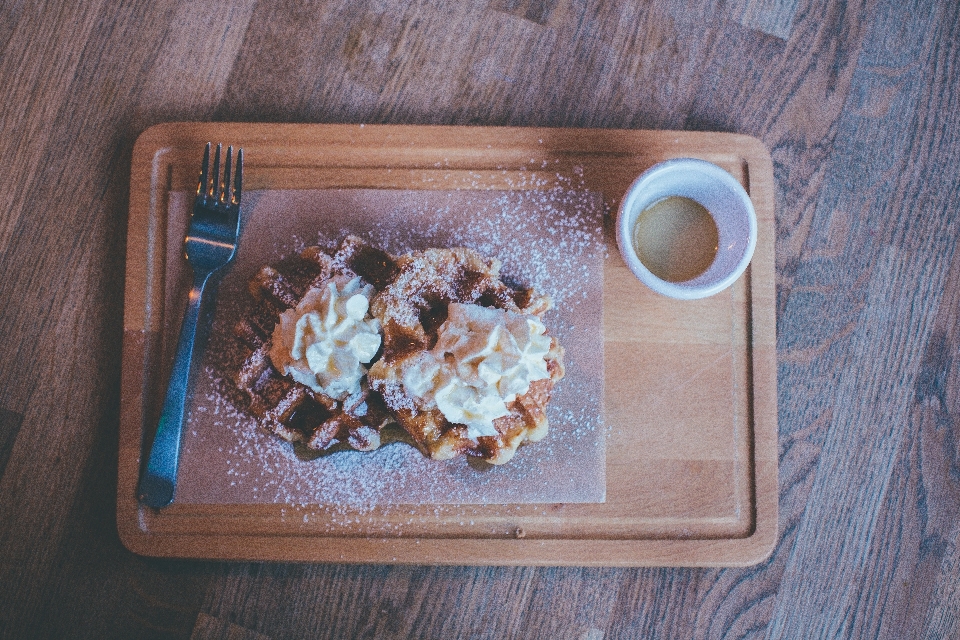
269, 276, 381, 399
403, 303, 552, 438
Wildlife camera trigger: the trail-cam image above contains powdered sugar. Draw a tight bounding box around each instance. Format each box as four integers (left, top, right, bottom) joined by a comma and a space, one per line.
168, 187, 606, 513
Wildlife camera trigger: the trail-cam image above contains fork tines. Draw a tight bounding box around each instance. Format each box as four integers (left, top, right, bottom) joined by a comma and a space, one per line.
198, 142, 243, 208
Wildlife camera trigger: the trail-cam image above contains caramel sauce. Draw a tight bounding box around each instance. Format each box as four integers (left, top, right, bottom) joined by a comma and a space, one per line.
632, 196, 719, 282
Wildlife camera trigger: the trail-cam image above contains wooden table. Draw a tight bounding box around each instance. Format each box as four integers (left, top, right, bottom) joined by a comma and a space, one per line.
1, 1, 957, 637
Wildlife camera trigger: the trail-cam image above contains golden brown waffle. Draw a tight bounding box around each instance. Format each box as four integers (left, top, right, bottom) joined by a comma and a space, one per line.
234, 237, 564, 464
233, 236, 397, 452
367, 247, 565, 465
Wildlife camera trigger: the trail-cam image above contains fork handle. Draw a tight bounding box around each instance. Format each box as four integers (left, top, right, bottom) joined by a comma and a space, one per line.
138, 271, 212, 508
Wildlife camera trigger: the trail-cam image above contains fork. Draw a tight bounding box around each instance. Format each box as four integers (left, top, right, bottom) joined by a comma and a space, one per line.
138, 143, 243, 508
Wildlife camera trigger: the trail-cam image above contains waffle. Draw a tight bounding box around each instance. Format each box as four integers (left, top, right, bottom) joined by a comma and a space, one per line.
234, 237, 564, 465
233, 236, 397, 452
367, 247, 564, 465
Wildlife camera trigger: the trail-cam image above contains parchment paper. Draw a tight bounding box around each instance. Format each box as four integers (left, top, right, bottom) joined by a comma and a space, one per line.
165, 188, 606, 506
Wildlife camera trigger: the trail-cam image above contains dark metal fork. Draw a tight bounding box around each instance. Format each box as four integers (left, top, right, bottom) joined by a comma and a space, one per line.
138, 143, 243, 508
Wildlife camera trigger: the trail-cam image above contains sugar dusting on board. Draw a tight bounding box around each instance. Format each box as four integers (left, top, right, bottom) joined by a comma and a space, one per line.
172, 185, 606, 515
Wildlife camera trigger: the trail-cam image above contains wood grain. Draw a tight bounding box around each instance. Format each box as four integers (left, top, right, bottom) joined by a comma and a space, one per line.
0, 409, 23, 480
726, 0, 800, 39
2, 0, 959, 635
766, 0, 960, 635
191, 613, 272, 640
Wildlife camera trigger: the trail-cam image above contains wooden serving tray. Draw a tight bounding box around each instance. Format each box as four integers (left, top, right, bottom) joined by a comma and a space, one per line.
119, 123, 777, 566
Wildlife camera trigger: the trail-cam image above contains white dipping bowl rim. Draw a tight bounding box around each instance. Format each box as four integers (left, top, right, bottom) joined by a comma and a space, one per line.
616, 157, 758, 300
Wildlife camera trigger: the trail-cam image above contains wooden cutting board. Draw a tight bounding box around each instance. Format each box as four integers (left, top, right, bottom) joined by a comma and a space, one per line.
119, 123, 778, 566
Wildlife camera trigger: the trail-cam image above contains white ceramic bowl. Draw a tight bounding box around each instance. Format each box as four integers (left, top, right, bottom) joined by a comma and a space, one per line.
616, 158, 757, 300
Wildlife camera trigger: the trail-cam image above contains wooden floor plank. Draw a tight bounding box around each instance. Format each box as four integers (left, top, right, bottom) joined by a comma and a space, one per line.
494, 568, 621, 639
922, 525, 960, 639
133, 0, 256, 125
860, 199, 960, 638
0, 1, 107, 258
836, 2, 960, 635
201, 563, 482, 639
0, 408, 23, 481
604, 568, 703, 637
0, 1, 250, 636
766, 0, 960, 635
191, 613, 273, 640
725, 0, 800, 39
